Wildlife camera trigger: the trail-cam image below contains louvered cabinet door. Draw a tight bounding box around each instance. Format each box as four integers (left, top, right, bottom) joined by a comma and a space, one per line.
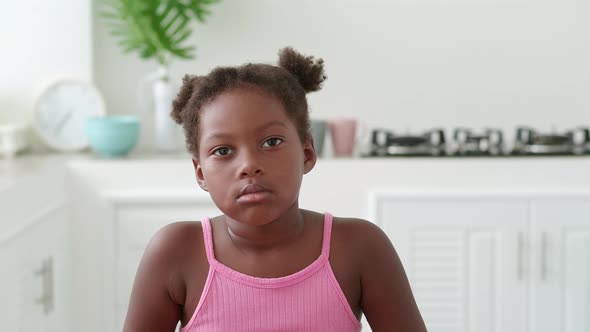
531, 197, 590, 332
372, 194, 528, 332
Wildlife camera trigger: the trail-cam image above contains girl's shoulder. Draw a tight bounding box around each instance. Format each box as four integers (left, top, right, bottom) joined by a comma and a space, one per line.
141, 221, 207, 270
331, 216, 387, 245
330, 216, 393, 261
331, 216, 427, 330
138, 221, 209, 302
148, 221, 210, 271
148, 221, 205, 256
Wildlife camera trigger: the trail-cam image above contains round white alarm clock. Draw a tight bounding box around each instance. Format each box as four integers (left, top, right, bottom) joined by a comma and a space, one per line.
33, 80, 106, 151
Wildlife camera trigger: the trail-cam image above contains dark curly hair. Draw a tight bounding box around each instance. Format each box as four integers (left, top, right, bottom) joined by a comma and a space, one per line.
170, 47, 327, 157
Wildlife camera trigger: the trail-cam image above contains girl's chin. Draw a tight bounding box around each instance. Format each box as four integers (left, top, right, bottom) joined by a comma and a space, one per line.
226, 209, 283, 227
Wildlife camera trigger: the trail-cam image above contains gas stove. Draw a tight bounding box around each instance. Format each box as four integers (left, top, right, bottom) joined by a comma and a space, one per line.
364, 126, 590, 157
369, 128, 447, 156
512, 127, 590, 155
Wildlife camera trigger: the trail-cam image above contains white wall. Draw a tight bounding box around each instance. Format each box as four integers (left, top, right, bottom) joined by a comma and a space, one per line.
92, 0, 590, 152
0, 0, 92, 152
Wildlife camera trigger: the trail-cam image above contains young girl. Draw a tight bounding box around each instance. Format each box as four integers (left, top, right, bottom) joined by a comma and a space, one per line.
123, 47, 426, 332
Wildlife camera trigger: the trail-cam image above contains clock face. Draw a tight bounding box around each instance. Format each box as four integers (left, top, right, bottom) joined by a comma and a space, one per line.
34, 80, 106, 151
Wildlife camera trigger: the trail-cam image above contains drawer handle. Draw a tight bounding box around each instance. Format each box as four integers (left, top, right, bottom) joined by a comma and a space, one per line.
540, 232, 548, 281
34, 257, 54, 315
517, 231, 525, 280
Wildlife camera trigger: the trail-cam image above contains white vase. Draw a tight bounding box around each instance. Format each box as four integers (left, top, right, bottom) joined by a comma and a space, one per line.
152, 77, 180, 152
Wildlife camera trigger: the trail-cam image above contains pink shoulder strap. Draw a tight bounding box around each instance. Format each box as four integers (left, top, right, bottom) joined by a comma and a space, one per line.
201, 217, 216, 264
321, 212, 333, 258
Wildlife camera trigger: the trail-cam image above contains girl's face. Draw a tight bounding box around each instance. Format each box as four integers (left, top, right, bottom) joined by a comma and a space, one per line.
192, 86, 316, 226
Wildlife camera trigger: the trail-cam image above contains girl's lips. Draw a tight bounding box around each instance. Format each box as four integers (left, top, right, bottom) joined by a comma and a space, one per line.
238, 183, 268, 197
237, 190, 273, 204
237, 183, 272, 203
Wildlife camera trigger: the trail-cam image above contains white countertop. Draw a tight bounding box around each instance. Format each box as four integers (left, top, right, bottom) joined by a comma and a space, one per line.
4, 152, 590, 192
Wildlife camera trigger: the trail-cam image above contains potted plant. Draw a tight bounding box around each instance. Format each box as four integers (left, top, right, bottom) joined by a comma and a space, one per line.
99, 0, 219, 152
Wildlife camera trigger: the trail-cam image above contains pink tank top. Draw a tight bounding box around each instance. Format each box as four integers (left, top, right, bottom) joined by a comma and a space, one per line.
180, 213, 362, 331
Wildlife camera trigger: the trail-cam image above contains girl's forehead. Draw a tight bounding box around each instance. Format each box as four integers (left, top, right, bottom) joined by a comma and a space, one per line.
203, 88, 288, 123
199, 88, 296, 138
213, 85, 280, 107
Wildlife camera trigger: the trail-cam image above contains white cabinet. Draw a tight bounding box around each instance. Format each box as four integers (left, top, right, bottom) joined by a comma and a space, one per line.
530, 198, 590, 332
372, 193, 590, 332
0, 204, 70, 332
60, 157, 590, 332
373, 195, 528, 332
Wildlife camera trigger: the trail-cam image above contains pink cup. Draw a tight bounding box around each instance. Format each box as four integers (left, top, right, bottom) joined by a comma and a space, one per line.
328, 118, 357, 157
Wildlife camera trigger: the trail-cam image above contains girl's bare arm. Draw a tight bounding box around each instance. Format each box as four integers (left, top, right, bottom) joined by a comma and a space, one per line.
123, 224, 185, 332
358, 221, 427, 332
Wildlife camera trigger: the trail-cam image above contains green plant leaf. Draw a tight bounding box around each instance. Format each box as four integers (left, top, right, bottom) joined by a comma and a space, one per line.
173, 29, 192, 45
99, 0, 219, 65
185, 0, 218, 22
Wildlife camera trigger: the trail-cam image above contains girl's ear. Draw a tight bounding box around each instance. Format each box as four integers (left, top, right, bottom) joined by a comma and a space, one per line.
191, 158, 208, 192
303, 137, 317, 174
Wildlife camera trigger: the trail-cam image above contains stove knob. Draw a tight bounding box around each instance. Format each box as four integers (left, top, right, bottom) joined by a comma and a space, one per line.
427, 128, 446, 146
371, 129, 392, 147
476, 137, 489, 152
453, 128, 471, 143
516, 127, 535, 144
485, 129, 503, 146
569, 127, 590, 145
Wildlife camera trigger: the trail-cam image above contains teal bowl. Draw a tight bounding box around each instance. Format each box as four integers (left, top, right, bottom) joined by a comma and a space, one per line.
86, 116, 140, 157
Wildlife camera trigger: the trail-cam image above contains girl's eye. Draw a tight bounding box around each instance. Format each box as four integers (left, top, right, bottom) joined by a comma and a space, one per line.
262, 137, 283, 148
212, 147, 233, 156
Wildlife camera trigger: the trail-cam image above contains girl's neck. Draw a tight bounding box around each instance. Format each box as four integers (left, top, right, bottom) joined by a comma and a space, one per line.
222, 205, 305, 253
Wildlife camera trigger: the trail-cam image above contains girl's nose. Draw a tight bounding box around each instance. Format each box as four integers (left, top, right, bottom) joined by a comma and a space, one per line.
238, 151, 263, 177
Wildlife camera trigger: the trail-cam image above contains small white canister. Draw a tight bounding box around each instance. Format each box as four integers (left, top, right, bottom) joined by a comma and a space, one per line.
0, 123, 29, 159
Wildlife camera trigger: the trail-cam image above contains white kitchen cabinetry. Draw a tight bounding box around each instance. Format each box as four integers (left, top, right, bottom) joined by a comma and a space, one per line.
60, 156, 590, 332
372, 192, 590, 332
372, 194, 528, 332
530, 198, 590, 332
0, 204, 70, 332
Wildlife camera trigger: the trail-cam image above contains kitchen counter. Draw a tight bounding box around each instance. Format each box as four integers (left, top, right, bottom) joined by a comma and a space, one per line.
5, 152, 590, 190
5, 152, 590, 192
62, 153, 590, 193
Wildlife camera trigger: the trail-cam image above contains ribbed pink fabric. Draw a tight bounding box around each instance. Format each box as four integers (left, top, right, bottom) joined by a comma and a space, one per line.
180, 213, 362, 332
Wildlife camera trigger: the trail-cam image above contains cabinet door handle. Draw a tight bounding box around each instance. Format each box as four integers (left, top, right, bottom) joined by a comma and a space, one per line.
34, 257, 54, 315
517, 231, 524, 280
540, 232, 548, 281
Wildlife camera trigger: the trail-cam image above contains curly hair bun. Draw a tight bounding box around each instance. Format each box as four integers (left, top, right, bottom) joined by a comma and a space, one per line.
171, 74, 200, 125
278, 47, 327, 93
